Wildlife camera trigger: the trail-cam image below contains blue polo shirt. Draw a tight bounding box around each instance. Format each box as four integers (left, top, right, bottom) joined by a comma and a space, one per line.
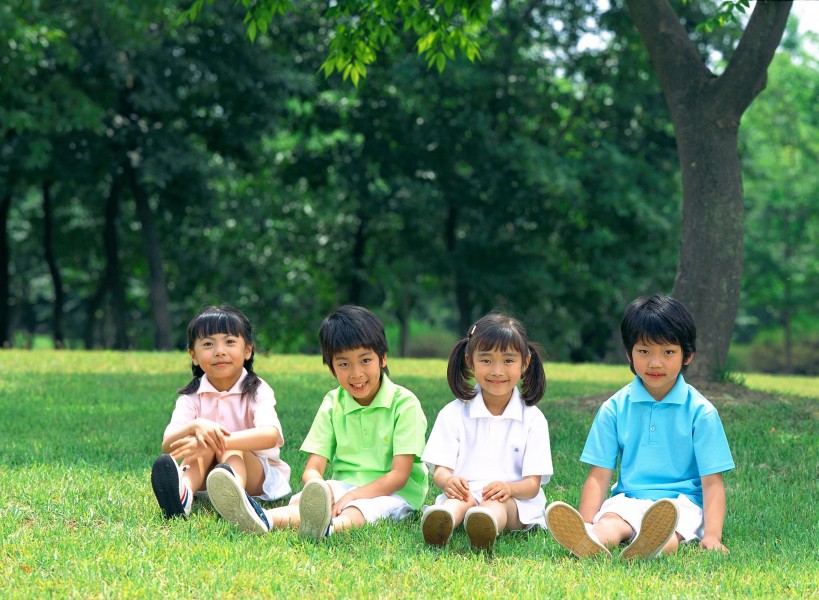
580, 375, 734, 507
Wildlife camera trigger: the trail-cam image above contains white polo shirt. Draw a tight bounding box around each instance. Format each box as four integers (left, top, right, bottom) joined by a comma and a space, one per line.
422, 386, 553, 490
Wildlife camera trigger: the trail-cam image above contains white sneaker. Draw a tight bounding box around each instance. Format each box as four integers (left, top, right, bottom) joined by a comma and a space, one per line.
620, 499, 679, 560
464, 507, 498, 551
545, 501, 611, 558
421, 506, 455, 547
207, 464, 271, 534
151, 454, 192, 519
298, 479, 333, 541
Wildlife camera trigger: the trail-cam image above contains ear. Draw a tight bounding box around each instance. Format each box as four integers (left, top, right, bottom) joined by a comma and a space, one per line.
683, 352, 695, 366
188, 348, 198, 365
380, 354, 388, 369
521, 353, 531, 373
625, 349, 633, 364
244, 343, 253, 360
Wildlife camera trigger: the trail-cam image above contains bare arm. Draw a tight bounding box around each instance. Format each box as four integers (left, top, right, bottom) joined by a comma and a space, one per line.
161, 418, 230, 454
301, 453, 328, 486
700, 472, 729, 553
432, 465, 470, 502
331, 454, 415, 516
578, 466, 613, 522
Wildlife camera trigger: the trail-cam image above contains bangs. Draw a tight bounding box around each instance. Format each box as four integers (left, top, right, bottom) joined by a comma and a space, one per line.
187, 309, 246, 347
470, 324, 528, 357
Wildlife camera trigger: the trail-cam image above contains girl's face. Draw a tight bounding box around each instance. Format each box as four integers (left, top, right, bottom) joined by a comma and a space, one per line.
189, 332, 252, 392
468, 346, 529, 408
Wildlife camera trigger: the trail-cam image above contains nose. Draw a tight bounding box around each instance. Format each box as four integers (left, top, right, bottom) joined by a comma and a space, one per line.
648, 354, 662, 367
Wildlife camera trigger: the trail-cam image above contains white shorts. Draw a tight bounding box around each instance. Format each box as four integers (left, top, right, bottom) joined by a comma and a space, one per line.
430, 486, 546, 529
593, 493, 704, 542
288, 479, 414, 523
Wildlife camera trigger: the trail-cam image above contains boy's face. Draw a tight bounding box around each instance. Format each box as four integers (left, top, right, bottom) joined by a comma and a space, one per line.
628, 339, 693, 401
330, 346, 387, 406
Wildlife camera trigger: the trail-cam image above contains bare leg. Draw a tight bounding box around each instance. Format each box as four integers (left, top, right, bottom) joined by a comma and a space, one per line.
592, 512, 634, 548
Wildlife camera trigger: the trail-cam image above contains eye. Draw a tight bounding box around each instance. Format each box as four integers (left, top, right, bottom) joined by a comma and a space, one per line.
336, 362, 349, 368
361, 358, 372, 364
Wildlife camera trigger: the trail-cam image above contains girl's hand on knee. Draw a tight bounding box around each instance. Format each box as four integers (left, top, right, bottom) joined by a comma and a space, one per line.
482, 481, 512, 502
170, 435, 210, 463
444, 476, 470, 502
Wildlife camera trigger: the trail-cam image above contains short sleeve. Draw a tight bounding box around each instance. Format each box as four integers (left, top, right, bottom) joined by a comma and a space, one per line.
522, 409, 553, 483
163, 394, 198, 440
251, 381, 284, 447
693, 408, 735, 476
421, 402, 461, 470
300, 394, 336, 460
579, 400, 620, 469
391, 393, 427, 458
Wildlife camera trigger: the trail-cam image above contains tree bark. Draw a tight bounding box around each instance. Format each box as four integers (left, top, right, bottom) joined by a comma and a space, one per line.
103, 169, 130, 349
0, 191, 10, 347
42, 181, 65, 348
624, 0, 792, 379
127, 162, 173, 350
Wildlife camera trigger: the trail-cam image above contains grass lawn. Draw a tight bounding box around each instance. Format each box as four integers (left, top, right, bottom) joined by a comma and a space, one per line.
1, 351, 816, 598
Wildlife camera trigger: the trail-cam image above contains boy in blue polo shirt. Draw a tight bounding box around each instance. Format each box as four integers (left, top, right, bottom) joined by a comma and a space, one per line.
207, 305, 428, 540
546, 295, 734, 559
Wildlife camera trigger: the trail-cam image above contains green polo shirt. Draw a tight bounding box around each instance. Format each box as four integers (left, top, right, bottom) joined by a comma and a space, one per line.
300, 374, 429, 509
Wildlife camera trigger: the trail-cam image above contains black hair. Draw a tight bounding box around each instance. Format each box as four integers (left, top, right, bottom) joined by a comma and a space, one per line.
177, 304, 261, 401
447, 312, 546, 406
621, 294, 696, 374
319, 305, 390, 377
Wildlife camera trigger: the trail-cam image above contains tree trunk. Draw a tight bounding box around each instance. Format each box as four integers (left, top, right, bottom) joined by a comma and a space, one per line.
103, 170, 129, 349
0, 191, 10, 347
625, 0, 792, 380
127, 162, 173, 350
349, 206, 367, 306
444, 202, 472, 335
42, 181, 65, 348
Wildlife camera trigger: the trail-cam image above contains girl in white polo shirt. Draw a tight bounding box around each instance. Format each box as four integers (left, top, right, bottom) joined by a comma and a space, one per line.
421, 313, 553, 550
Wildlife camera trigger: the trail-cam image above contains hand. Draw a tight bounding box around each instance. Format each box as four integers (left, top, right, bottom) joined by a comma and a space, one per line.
332, 490, 355, 518
700, 535, 729, 554
169, 434, 210, 464
443, 475, 470, 502
190, 419, 230, 453
481, 481, 512, 503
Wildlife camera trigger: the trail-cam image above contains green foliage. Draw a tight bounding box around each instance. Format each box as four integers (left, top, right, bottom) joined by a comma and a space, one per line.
0, 351, 817, 595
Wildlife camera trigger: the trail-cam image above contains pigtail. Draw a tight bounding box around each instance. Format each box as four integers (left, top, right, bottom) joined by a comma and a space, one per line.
177, 362, 204, 396
240, 355, 262, 403
520, 343, 547, 406
447, 338, 479, 401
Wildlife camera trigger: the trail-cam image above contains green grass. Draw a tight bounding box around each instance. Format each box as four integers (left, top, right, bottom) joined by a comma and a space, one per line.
1, 351, 816, 598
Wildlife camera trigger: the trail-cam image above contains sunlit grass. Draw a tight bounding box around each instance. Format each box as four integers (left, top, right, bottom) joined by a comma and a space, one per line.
0, 350, 816, 597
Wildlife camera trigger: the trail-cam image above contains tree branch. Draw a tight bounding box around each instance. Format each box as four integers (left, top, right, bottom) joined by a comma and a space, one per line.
716, 0, 792, 114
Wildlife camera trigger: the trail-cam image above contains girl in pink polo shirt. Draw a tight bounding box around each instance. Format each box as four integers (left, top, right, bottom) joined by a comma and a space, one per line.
150, 305, 291, 522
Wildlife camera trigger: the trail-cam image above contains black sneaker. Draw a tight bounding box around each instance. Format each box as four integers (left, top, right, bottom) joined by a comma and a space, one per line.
151, 454, 191, 519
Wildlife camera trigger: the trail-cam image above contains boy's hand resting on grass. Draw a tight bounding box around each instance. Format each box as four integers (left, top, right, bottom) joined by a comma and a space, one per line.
701, 535, 729, 554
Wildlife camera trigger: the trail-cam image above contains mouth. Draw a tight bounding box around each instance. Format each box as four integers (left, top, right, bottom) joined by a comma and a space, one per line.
350, 382, 368, 392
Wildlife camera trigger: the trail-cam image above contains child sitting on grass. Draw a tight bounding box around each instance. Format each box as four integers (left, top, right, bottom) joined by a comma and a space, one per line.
207, 304, 429, 539
151, 305, 291, 520
546, 294, 734, 559
421, 313, 553, 551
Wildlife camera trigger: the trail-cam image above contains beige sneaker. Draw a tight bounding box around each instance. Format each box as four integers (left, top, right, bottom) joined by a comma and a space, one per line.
545, 501, 611, 558
464, 507, 498, 550
298, 479, 333, 541
421, 506, 455, 547
619, 498, 679, 560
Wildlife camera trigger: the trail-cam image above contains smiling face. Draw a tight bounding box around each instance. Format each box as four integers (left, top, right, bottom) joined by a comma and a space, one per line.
330, 346, 387, 406
629, 339, 693, 401
469, 346, 529, 410
189, 332, 252, 392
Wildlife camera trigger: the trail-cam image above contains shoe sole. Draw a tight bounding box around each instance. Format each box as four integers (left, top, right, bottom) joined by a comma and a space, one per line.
545, 502, 611, 558
207, 469, 268, 534
422, 509, 454, 547
620, 499, 679, 560
151, 455, 185, 519
298, 480, 332, 541
465, 511, 497, 551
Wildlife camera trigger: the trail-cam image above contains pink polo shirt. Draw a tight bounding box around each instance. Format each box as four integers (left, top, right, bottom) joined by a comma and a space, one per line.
164, 369, 291, 494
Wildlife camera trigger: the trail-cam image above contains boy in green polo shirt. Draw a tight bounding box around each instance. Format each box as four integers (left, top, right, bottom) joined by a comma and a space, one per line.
207, 305, 429, 539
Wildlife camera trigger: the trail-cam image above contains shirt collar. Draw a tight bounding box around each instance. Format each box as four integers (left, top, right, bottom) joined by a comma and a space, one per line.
340, 373, 395, 413
631, 374, 688, 404
197, 368, 248, 395
468, 386, 525, 421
